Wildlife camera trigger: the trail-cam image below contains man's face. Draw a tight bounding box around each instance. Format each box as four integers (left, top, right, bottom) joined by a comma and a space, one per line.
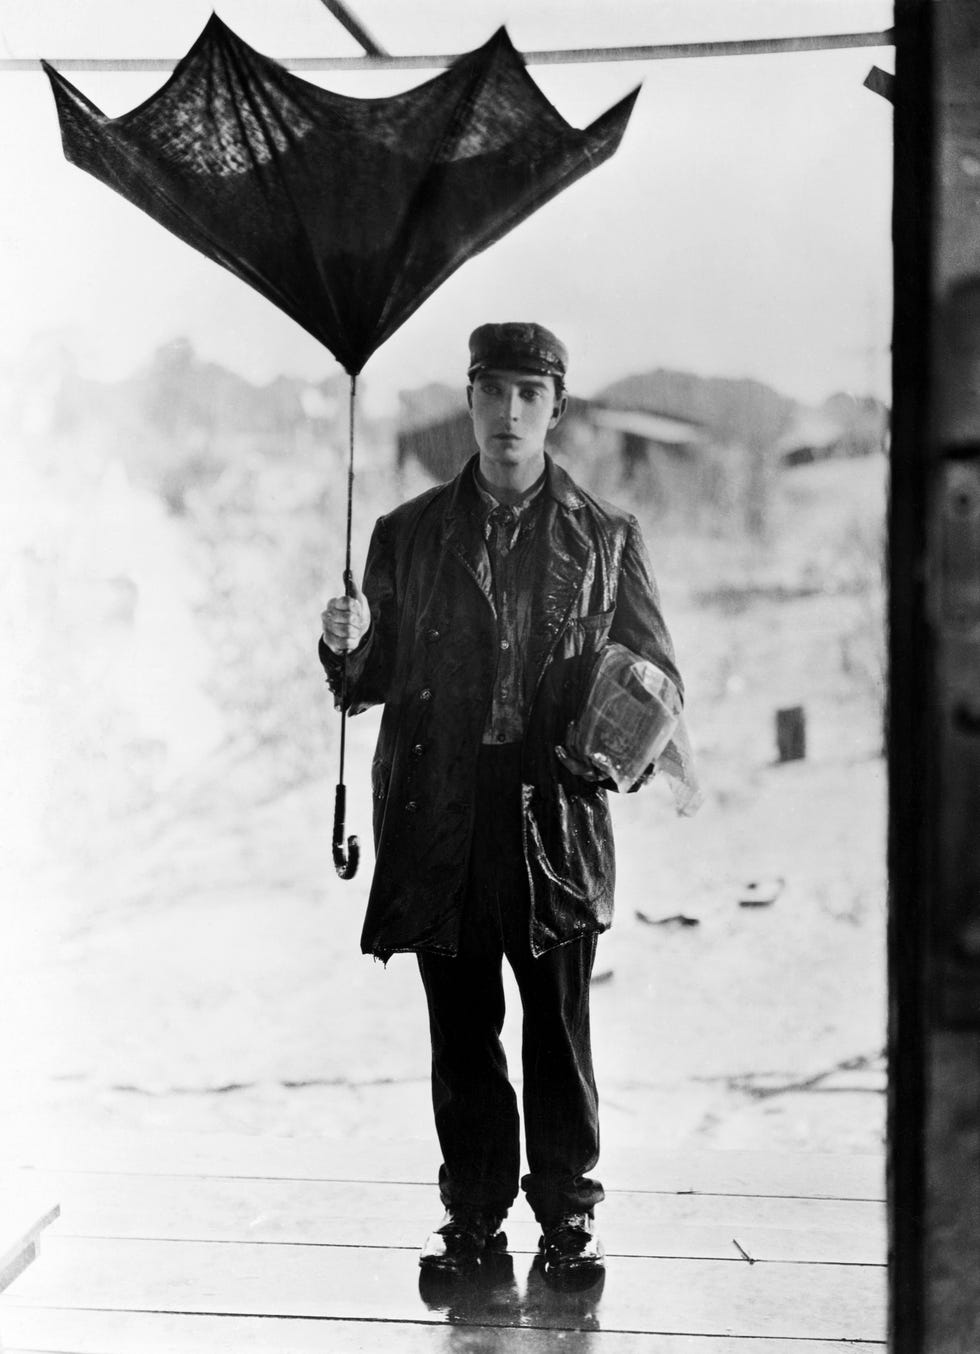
467, 368, 566, 471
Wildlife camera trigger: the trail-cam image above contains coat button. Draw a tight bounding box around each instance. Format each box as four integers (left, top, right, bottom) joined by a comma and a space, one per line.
500, 639, 510, 651
405, 800, 418, 813
412, 744, 424, 757
426, 628, 440, 642
420, 688, 432, 701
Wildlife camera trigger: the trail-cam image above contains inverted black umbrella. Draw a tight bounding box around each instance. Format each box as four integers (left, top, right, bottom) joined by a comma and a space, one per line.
44, 14, 639, 879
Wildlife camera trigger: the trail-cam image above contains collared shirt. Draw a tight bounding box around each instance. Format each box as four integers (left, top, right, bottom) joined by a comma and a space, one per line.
474, 468, 546, 745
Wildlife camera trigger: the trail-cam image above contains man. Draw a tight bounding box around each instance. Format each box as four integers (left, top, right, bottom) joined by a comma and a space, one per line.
320, 322, 682, 1286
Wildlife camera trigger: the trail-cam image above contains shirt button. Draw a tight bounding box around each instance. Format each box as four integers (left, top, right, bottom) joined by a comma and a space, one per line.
420, 688, 432, 701
496, 732, 507, 743
500, 639, 510, 651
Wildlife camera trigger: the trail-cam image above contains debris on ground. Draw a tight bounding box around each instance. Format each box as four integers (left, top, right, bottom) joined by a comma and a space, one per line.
635, 910, 701, 928
738, 877, 784, 907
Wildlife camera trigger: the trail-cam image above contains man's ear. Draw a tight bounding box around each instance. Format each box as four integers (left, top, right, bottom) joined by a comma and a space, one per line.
550, 390, 568, 428
466, 384, 474, 415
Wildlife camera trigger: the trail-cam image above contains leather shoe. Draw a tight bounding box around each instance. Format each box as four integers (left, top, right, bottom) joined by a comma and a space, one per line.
419, 1207, 507, 1275
539, 1211, 604, 1288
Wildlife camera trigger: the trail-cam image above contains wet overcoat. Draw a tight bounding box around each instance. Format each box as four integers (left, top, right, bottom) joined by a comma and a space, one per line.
320, 454, 681, 961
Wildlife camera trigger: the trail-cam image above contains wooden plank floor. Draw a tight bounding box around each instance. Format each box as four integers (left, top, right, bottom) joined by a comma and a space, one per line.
0, 1130, 886, 1352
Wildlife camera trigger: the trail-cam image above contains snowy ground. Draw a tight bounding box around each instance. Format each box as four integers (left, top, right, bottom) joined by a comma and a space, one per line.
1, 446, 887, 1166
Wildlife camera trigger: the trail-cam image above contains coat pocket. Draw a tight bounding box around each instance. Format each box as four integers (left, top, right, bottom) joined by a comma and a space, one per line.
573, 607, 615, 634
522, 782, 608, 906
563, 606, 615, 657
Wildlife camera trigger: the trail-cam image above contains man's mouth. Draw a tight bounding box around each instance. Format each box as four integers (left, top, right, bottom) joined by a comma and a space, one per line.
494, 432, 519, 441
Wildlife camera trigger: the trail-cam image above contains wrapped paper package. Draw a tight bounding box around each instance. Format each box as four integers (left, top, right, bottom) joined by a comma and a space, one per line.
565, 642, 703, 815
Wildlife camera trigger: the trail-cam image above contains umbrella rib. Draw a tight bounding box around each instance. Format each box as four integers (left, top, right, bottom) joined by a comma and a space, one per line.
366, 35, 506, 352
316, 0, 388, 58
6, 30, 894, 73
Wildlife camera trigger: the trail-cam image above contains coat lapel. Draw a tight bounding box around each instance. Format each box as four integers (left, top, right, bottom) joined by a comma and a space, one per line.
526, 461, 591, 696
443, 458, 495, 611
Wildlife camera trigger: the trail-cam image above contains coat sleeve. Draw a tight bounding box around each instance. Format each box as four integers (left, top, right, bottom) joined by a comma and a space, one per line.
608, 515, 684, 705
319, 513, 398, 714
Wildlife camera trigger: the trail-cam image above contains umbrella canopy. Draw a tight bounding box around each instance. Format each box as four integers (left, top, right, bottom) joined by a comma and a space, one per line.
43, 15, 640, 879
43, 15, 639, 376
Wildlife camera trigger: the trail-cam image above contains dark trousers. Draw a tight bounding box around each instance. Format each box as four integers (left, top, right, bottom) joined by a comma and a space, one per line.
416, 743, 604, 1228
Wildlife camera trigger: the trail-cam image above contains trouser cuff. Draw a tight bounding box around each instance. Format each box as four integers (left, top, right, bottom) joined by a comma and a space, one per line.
522, 1173, 605, 1228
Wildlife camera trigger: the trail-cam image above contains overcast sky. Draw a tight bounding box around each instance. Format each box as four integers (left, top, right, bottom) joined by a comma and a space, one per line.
0, 1, 894, 407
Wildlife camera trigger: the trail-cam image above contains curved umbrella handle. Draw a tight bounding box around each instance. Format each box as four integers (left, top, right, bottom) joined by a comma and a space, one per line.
332, 782, 360, 879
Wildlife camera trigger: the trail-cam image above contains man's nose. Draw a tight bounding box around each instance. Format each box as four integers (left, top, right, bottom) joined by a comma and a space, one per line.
505, 389, 522, 420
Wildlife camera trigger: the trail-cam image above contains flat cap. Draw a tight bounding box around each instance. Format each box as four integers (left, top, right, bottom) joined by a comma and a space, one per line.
467, 322, 568, 383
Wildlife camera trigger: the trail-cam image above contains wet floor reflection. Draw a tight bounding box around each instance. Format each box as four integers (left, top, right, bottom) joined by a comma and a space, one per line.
418, 1246, 605, 1344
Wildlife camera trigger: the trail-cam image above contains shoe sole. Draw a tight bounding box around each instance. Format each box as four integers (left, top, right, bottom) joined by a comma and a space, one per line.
539, 1249, 605, 1289
418, 1230, 508, 1274
542, 1259, 605, 1291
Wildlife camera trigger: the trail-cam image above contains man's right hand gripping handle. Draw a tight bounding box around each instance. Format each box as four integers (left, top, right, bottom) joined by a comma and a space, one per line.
321, 575, 370, 654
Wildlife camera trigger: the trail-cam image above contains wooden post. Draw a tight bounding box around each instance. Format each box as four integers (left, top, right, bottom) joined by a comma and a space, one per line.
890, 1, 980, 1348
775, 706, 806, 762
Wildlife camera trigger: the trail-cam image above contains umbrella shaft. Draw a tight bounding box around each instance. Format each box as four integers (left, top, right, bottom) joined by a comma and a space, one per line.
336, 371, 357, 789
345, 374, 356, 585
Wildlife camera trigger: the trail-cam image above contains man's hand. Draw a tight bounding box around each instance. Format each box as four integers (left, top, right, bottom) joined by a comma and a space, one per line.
321, 577, 370, 654
555, 743, 602, 782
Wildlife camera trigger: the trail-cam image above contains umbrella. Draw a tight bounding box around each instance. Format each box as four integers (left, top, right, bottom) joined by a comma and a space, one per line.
43, 14, 640, 878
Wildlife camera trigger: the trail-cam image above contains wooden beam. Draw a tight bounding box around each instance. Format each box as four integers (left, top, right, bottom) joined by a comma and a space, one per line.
0, 1186, 61, 1294
0, 1310, 889, 1354
5, 1126, 886, 1200
27, 1170, 887, 1264
0, 29, 894, 74
3, 1236, 887, 1340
